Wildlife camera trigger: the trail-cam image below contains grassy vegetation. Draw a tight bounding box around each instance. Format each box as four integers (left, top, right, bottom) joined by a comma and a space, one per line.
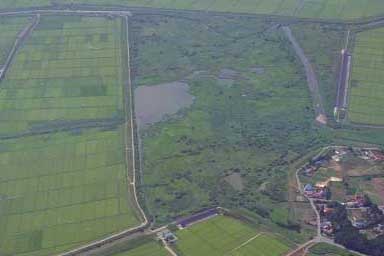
131, 14, 332, 229
0, 16, 30, 64
174, 215, 290, 256
2, 0, 384, 20
112, 241, 168, 256
349, 27, 384, 126
0, 15, 140, 255
310, 243, 358, 256
290, 23, 346, 119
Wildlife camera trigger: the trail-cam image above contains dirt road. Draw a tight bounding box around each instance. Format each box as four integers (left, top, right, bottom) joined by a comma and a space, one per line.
59, 15, 149, 256
0, 14, 40, 82
282, 26, 327, 125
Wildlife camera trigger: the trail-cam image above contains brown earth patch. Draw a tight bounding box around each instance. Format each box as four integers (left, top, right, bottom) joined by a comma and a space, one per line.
224, 173, 245, 191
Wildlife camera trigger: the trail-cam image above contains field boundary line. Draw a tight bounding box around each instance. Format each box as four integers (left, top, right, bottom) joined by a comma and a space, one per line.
0, 14, 40, 83
125, 14, 148, 224
226, 233, 262, 255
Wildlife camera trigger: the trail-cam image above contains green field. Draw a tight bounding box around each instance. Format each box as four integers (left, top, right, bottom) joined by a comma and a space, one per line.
0, 15, 140, 255
175, 215, 290, 256
0, 15, 124, 134
113, 241, 169, 256
0, 16, 29, 64
310, 243, 359, 256
349, 27, 384, 125
2, 0, 384, 20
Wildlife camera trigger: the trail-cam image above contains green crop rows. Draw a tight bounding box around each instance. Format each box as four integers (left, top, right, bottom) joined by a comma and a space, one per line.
349, 27, 384, 126
0, 15, 139, 255
175, 215, 290, 256
0, 16, 124, 134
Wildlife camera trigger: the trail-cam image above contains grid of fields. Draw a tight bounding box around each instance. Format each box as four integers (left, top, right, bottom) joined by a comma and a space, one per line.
0, 15, 124, 135
349, 27, 384, 125
0, 15, 140, 256
0, 16, 29, 64
113, 241, 169, 256
2, 0, 384, 20
175, 216, 290, 256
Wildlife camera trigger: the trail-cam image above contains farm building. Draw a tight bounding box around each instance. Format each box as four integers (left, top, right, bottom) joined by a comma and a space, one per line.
348, 208, 370, 229
157, 229, 178, 244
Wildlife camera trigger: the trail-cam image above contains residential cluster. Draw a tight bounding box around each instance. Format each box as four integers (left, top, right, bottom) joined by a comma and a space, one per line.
300, 147, 384, 239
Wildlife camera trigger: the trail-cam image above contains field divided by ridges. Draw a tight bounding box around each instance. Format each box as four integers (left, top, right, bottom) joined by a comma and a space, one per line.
0, 15, 140, 256
174, 215, 290, 256
349, 27, 384, 126
0, 15, 124, 135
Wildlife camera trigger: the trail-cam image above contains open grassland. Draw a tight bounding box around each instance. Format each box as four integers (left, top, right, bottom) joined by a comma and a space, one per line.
349, 27, 384, 126
0, 15, 140, 255
132, 14, 329, 237
113, 241, 169, 256
0, 16, 29, 64
0, 15, 124, 135
175, 215, 290, 256
2, 0, 384, 20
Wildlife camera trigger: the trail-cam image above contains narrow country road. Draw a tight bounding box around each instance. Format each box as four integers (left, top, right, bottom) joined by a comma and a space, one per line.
282, 26, 327, 125
288, 146, 368, 256
0, 14, 40, 82
59, 15, 149, 256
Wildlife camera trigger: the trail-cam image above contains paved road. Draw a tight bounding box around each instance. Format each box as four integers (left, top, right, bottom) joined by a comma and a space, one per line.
289, 146, 368, 256
282, 26, 327, 125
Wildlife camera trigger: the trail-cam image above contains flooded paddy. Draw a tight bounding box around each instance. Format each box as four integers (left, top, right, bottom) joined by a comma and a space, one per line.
134, 81, 194, 128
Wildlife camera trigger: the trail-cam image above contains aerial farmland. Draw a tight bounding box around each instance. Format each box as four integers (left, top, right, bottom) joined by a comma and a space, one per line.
0, 1, 384, 256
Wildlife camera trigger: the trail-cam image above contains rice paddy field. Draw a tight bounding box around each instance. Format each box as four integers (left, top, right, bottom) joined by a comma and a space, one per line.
0, 16, 29, 64
174, 215, 290, 256
2, 0, 384, 20
0, 15, 124, 135
348, 27, 384, 126
0, 15, 140, 255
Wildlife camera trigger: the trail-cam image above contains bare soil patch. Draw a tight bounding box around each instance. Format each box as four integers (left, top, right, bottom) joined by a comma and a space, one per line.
224, 173, 245, 191
134, 81, 194, 128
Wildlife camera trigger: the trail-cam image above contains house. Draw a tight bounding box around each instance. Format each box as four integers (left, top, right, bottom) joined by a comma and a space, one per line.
346, 195, 367, 208
321, 221, 334, 235
304, 184, 314, 193
157, 230, 178, 244
303, 166, 317, 177
370, 150, 384, 161
348, 208, 369, 229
